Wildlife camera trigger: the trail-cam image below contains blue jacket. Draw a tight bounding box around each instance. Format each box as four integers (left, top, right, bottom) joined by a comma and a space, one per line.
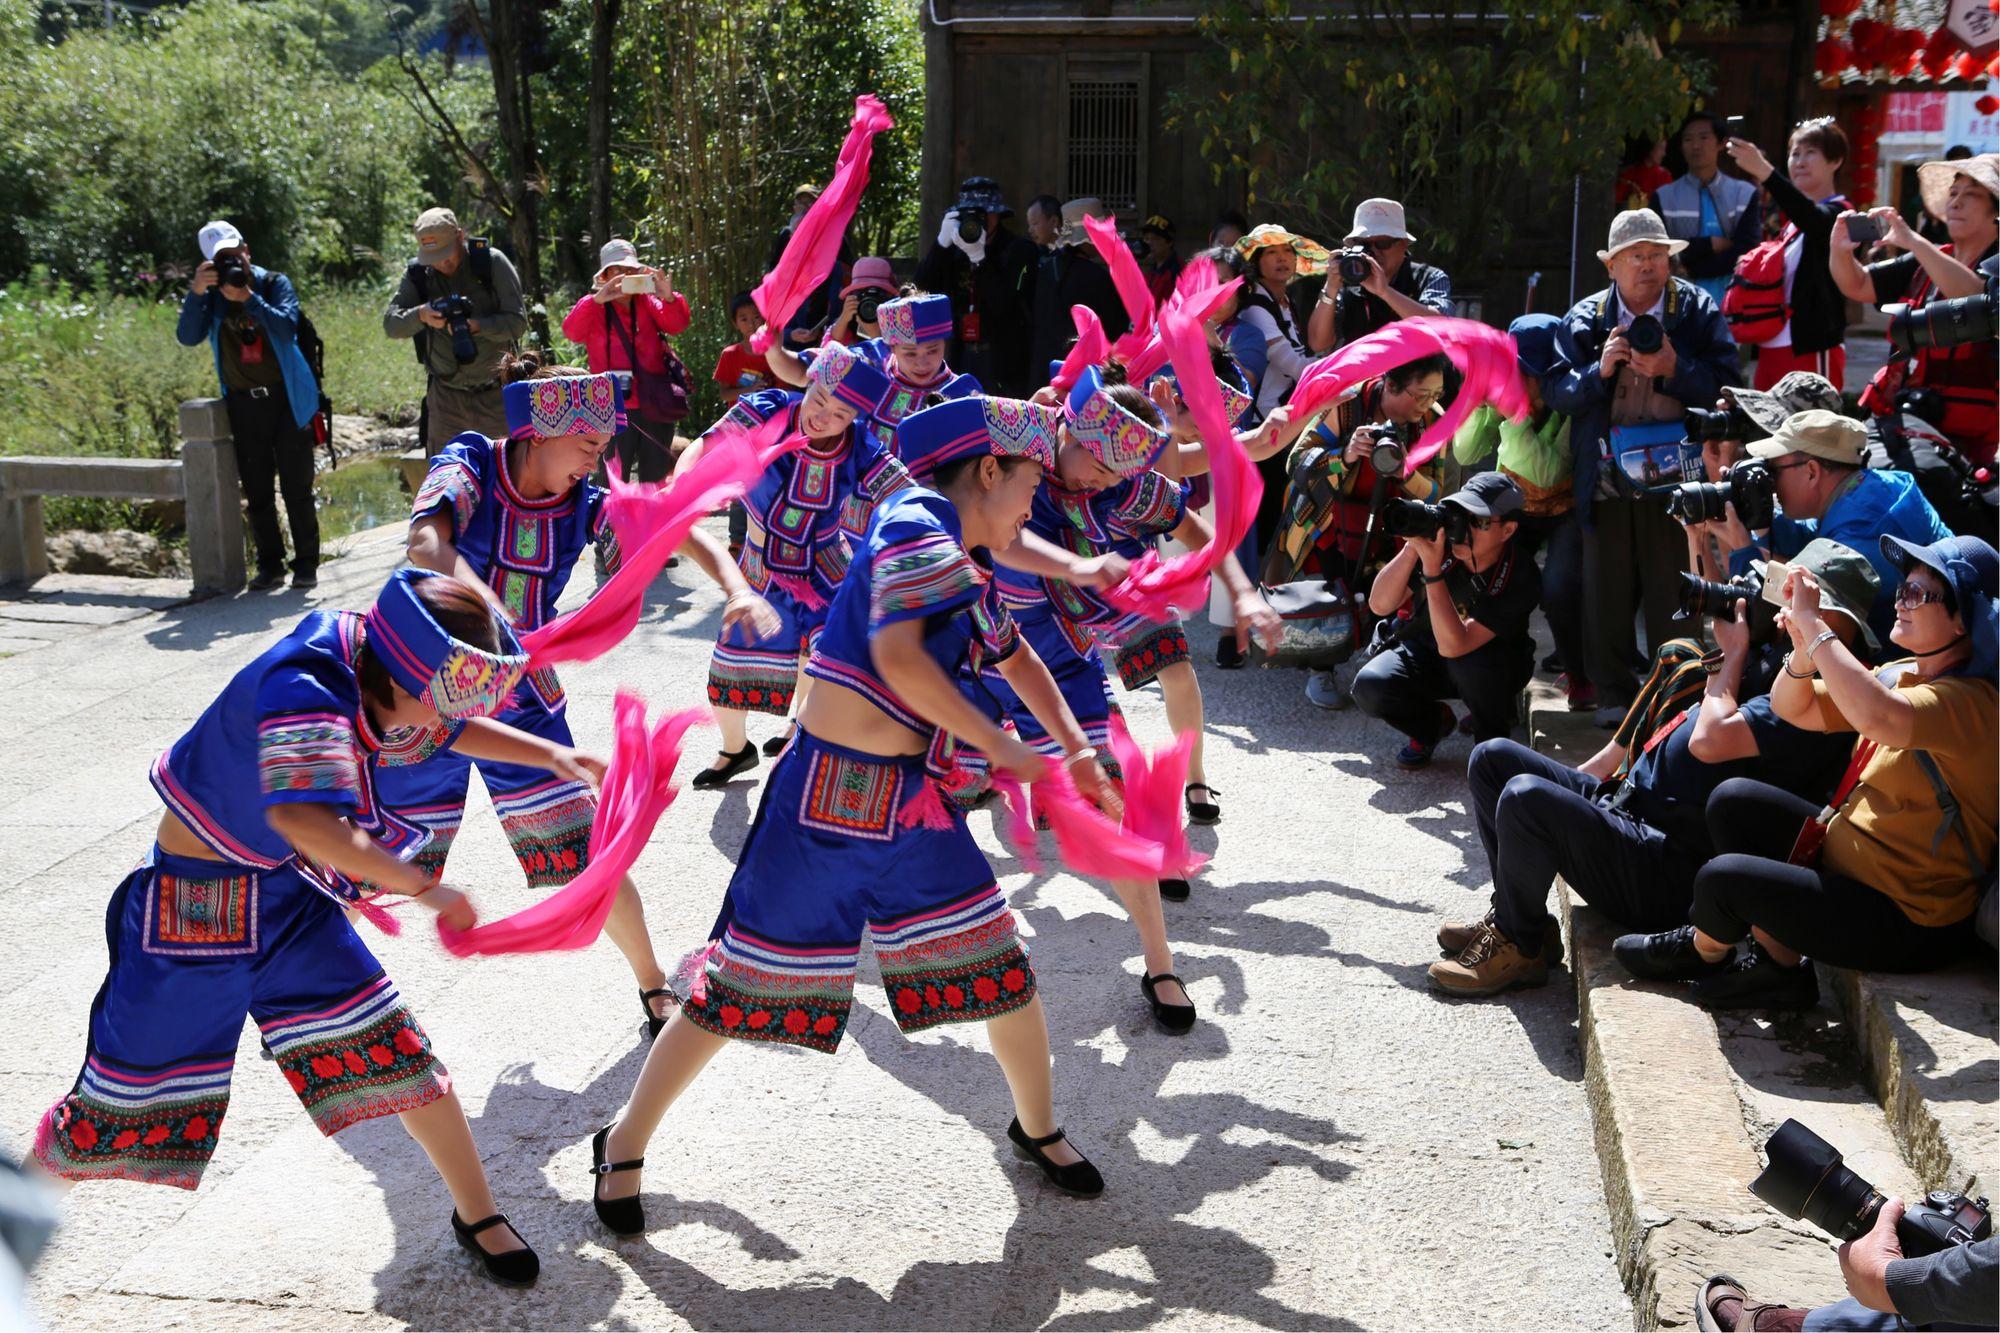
1730, 467, 1953, 644
175, 265, 319, 430
1544, 277, 1740, 523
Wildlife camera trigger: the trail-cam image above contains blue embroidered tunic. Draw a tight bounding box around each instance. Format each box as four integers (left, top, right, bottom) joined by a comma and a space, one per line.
992, 471, 1189, 654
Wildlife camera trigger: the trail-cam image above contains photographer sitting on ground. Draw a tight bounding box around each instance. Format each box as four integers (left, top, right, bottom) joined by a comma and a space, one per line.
176, 219, 323, 592
1547, 207, 1742, 726
1615, 534, 1998, 1010
1351, 472, 1539, 770
383, 207, 529, 455
1704, 406, 1950, 645
1697, 1228, 1997, 1332
1429, 538, 1875, 998
1304, 197, 1454, 353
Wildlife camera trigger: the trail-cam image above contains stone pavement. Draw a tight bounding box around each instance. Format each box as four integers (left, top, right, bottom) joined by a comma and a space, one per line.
3, 525, 1631, 1330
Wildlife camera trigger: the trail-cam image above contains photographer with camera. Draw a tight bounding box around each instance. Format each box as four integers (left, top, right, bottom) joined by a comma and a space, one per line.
1431, 538, 1874, 998
1719, 120, 1853, 391
176, 220, 323, 592
823, 257, 898, 348
1027, 199, 1131, 386
383, 207, 529, 456
1349, 472, 1538, 770
1700, 404, 1951, 645
1304, 198, 1454, 354
914, 177, 1040, 395
1548, 207, 1743, 725
1614, 534, 1997, 1009
560, 239, 693, 484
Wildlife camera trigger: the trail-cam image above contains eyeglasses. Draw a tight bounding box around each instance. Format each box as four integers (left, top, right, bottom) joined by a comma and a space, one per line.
1405, 386, 1443, 408
1362, 237, 1404, 252
1765, 458, 1813, 476
1894, 581, 1949, 610
1466, 516, 1499, 531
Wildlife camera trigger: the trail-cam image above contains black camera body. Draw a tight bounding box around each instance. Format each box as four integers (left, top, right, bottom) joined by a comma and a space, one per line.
956, 206, 987, 245
1363, 420, 1409, 478
429, 293, 479, 365
1887, 277, 1997, 357
1624, 313, 1665, 356
1336, 246, 1373, 289
213, 252, 251, 292
1661, 459, 1776, 530
1384, 497, 1473, 547
1675, 568, 1777, 640
1753, 1119, 1992, 1259
1683, 404, 1761, 445
854, 289, 885, 324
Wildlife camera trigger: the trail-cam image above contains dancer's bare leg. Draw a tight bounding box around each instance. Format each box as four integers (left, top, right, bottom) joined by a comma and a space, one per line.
400, 1090, 528, 1254
1156, 660, 1207, 787
602, 873, 670, 1020
986, 995, 1081, 1166
1109, 879, 1189, 1006
598, 1012, 729, 1200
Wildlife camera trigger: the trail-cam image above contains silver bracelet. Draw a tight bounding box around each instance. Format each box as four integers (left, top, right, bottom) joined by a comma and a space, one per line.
1064, 746, 1098, 767
1804, 628, 1839, 661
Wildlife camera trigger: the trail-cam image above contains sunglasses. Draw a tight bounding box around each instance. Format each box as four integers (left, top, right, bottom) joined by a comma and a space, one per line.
1361, 237, 1404, 252
1894, 580, 1949, 610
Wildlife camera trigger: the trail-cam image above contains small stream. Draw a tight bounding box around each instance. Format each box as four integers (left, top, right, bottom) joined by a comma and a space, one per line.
318, 454, 418, 544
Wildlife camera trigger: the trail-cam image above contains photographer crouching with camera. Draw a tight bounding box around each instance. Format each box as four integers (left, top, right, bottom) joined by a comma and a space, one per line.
1305, 198, 1455, 353
176, 220, 323, 592
1350, 472, 1540, 770
384, 207, 529, 455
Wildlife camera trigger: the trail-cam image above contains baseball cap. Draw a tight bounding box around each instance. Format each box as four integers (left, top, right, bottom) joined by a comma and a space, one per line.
1754, 538, 1881, 655
1745, 409, 1867, 466
1443, 471, 1526, 519
1141, 214, 1175, 239
413, 207, 462, 264
197, 220, 243, 261
1723, 372, 1843, 438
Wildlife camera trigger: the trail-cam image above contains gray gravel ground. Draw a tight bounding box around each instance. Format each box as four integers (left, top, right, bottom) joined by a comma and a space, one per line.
4, 523, 1632, 1329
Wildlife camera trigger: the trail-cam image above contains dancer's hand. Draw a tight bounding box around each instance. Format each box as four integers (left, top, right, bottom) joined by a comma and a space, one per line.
723, 590, 781, 641
1233, 589, 1283, 653
989, 735, 1050, 784
1070, 552, 1130, 588
419, 883, 476, 933
1068, 751, 1122, 817
552, 747, 608, 789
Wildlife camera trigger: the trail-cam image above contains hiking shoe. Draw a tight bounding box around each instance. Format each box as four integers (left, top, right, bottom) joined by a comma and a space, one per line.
249, 568, 286, 592
1695, 1273, 1808, 1333
1613, 924, 1732, 982
1438, 911, 1561, 965
1690, 944, 1819, 1011
1427, 924, 1549, 997
1305, 668, 1350, 710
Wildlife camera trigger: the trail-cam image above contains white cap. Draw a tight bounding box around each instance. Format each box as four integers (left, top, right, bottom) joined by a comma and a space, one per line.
198, 220, 244, 261
1346, 198, 1413, 243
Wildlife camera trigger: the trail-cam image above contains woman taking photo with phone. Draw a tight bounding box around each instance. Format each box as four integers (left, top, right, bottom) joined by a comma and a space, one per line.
562, 238, 694, 483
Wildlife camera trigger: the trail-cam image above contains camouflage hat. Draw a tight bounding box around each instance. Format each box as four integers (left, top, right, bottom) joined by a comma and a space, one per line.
1724, 372, 1844, 438
1754, 537, 1881, 655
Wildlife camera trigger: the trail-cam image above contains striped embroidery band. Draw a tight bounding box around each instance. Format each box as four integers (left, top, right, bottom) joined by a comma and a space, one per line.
870, 533, 985, 626
258, 713, 361, 796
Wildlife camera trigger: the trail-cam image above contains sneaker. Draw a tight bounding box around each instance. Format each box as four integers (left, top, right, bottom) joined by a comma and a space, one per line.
1559, 673, 1597, 711
1612, 924, 1733, 982
290, 569, 318, 591
1438, 911, 1562, 965
1427, 924, 1549, 997
1690, 944, 1818, 1011
1214, 637, 1246, 670
1304, 668, 1350, 710
1394, 703, 1454, 769
248, 568, 286, 592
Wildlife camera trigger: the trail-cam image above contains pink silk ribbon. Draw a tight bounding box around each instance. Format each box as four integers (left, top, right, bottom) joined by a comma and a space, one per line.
1121, 261, 1243, 387
989, 767, 1174, 881
520, 413, 800, 670
1083, 214, 1159, 363
437, 692, 704, 957
1106, 720, 1206, 880
1048, 305, 1108, 395
749, 95, 895, 355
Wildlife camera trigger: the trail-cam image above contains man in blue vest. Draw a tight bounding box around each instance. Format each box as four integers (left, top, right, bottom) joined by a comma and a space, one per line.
1651, 112, 1762, 306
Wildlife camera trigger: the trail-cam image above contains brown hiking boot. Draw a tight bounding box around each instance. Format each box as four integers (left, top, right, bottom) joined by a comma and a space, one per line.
1437, 911, 1563, 965
1428, 924, 1550, 997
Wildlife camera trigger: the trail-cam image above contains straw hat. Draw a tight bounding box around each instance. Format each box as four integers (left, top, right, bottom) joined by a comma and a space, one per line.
1918, 153, 2000, 222
1233, 223, 1330, 276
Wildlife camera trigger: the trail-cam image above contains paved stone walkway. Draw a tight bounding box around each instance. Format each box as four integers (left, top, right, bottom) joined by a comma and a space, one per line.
4, 524, 1631, 1330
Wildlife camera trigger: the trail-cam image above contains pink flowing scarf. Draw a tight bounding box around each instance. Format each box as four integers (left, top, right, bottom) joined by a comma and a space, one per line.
1083, 214, 1157, 363
1121, 260, 1242, 387
1098, 311, 1261, 622
1105, 720, 1206, 879
520, 414, 800, 670
989, 768, 1175, 881
437, 692, 704, 958
1287, 316, 1528, 478
1048, 305, 1108, 394
749, 95, 895, 355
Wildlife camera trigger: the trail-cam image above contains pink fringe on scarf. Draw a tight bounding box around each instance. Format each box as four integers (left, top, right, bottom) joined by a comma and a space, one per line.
1106, 720, 1207, 880
749, 96, 895, 355
1049, 306, 1108, 395
766, 570, 829, 613
1100, 311, 1262, 622
1083, 214, 1158, 363
436, 693, 704, 958
1287, 316, 1528, 478
521, 415, 799, 670
352, 896, 404, 936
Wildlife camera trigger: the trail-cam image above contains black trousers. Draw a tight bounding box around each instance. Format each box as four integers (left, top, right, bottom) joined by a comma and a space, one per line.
1689, 778, 1970, 971
1352, 636, 1532, 744
1514, 510, 1589, 686
1469, 739, 1703, 955
612, 416, 675, 485
223, 388, 320, 577
1583, 496, 1685, 708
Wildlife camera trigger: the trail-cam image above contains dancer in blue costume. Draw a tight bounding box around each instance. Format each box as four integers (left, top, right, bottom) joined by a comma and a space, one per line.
767, 291, 982, 451
403, 355, 775, 1037
31, 569, 601, 1287
685, 340, 913, 789
585, 397, 1120, 1236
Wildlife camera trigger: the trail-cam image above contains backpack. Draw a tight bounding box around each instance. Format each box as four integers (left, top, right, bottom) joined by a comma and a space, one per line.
404, 236, 498, 368
1722, 236, 1789, 345
255, 271, 334, 456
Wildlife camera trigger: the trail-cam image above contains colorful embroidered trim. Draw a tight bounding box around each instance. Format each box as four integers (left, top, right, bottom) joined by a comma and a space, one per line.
412, 457, 481, 536
143, 868, 258, 958
35, 1051, 234, 1190
363, 717, 456, 768
365, 569, 530, 721
797, 747, 905, 842
876, 294, 954, 347
870, 532, 987, 626
1065, 371, 1171, 477
1112, 620, 1191, 691
872, 884, 1035, 1034
1110, 470, 1188, 539
259, 974, 450, 1137
805, 343, 892, 415
503, 372, 625, 441
803, 653, 925, 731
258, 712, 361, 798
493, 778, 596, 888
707, 642, 800, 717
897, 395, 1059, 481
681, 924, 860, 1054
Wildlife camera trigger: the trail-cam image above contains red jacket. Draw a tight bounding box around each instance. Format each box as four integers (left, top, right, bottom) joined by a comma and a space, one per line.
562, 292, 691, 376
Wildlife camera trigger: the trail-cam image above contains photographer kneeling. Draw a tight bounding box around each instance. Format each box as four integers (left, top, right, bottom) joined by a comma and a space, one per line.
384, 208, 529, 455
1352, 473, 1538, 770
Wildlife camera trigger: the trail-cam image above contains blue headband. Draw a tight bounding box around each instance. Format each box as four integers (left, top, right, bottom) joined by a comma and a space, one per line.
502, 372, 625, 440
364, 569, 530, 718
897, 395, 1060, 481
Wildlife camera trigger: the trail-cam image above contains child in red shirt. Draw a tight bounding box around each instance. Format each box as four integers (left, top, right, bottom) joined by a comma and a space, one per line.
712, 293, 775, 405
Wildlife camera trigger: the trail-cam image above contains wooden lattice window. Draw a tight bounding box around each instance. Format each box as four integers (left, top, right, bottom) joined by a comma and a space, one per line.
1065, 58, 1145, 212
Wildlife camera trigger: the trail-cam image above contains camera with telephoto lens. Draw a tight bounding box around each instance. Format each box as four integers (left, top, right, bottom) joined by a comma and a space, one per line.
1683, 404, 1762, 445
1660, 458, 1777, 530
1886, 282, 1997, 356
854, 289, 885, 324
1752, 1119, 1991, 1258
1675, 568, 1777, 639
428, 294, 479, 364
956, 206, 987, 245
1624, 313, 1665, 356
1383, 497, 1473, 546
1336, 246, 1373, 289
212, 252, 250, 291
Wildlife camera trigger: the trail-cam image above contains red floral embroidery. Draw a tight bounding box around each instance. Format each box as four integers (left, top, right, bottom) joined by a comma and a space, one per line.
813, 1014, 839, 1035
973, 976, 1000, 1003
183, 1116, 211, 1141
285, 1069, 307, 1094
719, 1004, 744, 1028
393, 1027, 424, 1056
924, 985, 942, 1008
369, 1044, 395, 1066
70, 1120, 99, 1150
143, 1125, 172, 1145
896, 987, 923, 1014
1002, 968, 1027, 993
342, 1050, 368, 1075
310, 1054, 343, 1078
111, 1129, 139, 1150
747, 1010, 772, 1030
944, 984, 965, 1008
783, 1009, 809, 1034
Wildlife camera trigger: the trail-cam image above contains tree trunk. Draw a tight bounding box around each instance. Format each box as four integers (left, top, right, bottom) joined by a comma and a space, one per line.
588, 0, 623, 256
484, 0, 549, 344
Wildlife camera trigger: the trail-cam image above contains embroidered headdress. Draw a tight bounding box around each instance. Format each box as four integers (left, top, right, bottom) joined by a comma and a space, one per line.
1064, 366, 1171, 476
1153, 366, 1253, 428
896, 395, 1059, 482
364, 569, 530, 719
503, 372, 625, 441
876, 293, 955, 347
805, 342, 892, 415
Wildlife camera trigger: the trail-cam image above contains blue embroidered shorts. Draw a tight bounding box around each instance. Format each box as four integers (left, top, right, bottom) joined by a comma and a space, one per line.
680, 731, 1035, 1054
707, 573, 825, 719
980, 607, 1117, 755
35, 850, 449, 1190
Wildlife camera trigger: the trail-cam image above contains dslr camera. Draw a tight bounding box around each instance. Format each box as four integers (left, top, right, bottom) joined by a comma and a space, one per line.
1660, 458, 1777, 529
1335, 246, 1373, 289
955, 206, 987, 245
1753, 1119, 1991, 1258
1674, 567, 1777, 640
1682, 403, 1762, 445
1623, 313, 1665, 356
213, 251, 251, 292
854, 288, 886, 325
1886, 280, 1997, 356
428, 293, 479, 365
1383, 496, 1472, 546
1360, 420, 1409, 478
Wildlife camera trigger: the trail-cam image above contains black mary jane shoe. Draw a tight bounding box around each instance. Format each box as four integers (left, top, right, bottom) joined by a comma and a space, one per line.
690, 743, 758, 791
639, 987, 675, 1039
1158, 877, 1191, 903
589, 1123, 647, 1237
1183, 783, 1221, 826
1141, 972, 1198, 1033
1214, 637, 1247, 670
761, 732, 790, 758
1006, 1118, 1104, 1198
451, 1210, 540, 1287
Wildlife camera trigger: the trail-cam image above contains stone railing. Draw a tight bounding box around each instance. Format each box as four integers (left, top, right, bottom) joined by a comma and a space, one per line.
0, 400, 246, 595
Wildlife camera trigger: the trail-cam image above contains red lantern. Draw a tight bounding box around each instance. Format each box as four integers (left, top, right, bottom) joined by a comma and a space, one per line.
1850, 17, 1888, 66
1977, 94, 2000, 115
1819, 0, 1864, 17
1816, 37, 1856, 76
1956, 51, 1989, 79
1919, 29, 1961, 78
